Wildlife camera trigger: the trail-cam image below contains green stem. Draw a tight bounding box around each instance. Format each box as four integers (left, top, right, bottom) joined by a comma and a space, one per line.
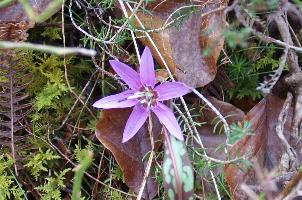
71, 151, 93, 200
19, 0, 63, 22
0, 0, 13, 8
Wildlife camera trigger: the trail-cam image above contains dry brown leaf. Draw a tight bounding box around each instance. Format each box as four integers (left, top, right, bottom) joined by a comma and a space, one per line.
95, 108, 161, 199
128, 0, 228, 88
189, 96, 244, 196
224, 94, 302, 200
199, 96, 245, 132
0, 0, 59, 41
0, 0, 56, 22
198, 96, 245, 159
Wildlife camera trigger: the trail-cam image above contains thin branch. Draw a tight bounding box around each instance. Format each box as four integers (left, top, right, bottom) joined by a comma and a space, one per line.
234, 5, 302, 54
61, 0, 96, 120
69, 0, 112, 44
279, 170, 302, 199
0, 41, 96, 56
9, 66, 18, 176
109, 0, 145, 43
271, 11, 302, 139
191, 88, 231, 147
275, 92, 298, 169
55, 71, 98, 131
136, 113, 154, 200
257, 48, 288, 94
117, 0, 141, 61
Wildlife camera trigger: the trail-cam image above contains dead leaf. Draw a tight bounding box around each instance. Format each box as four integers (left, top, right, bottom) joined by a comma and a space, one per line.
224, 94, 302, 199
95, 108, 161, 199
230, 96, 259, 113
199, 96, 245, 135
199, 96, 244, 153
0, 0, 59, 41
0, 0, 57, 22
203, 67, 234, 100
192, 96, 245, 196
126, 0, 228, 88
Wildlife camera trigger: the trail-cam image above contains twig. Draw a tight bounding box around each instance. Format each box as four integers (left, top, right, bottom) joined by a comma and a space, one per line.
0, 41, 96, 56
191, 146, 246, 164
173, 103, 244, 164
61, 3, 97, 120
56, 71, 98, 130
109, 0, 145, 43
69, 0, 111, 44
136, 113, 154, 200
257, 48, 288, 94
234, 5, 302, 54
271, 11, 302, 139
91, 55, 126, 88
235, 2, 302, 142
240, 184, 259, 200
191, 88, 231, 147
117, 0, 140, 61
224, 0, 239, 14
279, 169, 302, 199
8, 65, 18, 176
275, 92, 298, 169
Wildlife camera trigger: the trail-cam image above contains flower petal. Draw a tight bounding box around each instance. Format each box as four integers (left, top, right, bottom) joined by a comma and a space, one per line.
139, 47, 156, 87
152, 102, 184, 141
154, 82, 191, 101
93, 90, 138, 109
109, 60, 142, 90
123, 104, 148, 143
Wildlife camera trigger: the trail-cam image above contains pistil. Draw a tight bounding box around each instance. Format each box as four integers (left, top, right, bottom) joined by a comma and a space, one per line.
127, 87, 158, 109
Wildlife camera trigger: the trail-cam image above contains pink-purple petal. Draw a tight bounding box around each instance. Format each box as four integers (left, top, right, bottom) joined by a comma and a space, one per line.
93, 90, 138, 109
122, 104, 148, 143
154, 82, 191, 101
152, 102, 184, 141
139, 47, 156, 87
109, 60, 142, 90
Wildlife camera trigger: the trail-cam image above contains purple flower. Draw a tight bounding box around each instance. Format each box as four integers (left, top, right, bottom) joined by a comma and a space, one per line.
93, 47, 191, 143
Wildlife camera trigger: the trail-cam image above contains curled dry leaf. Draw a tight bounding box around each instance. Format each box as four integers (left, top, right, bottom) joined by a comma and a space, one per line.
224, 94, 302, 200
127, 0, 228, 88
95, 108, 161, 199
0, 0, 59, 41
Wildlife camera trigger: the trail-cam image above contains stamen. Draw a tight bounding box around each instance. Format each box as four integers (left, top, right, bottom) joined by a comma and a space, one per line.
140, 99, 147, 104
128, 87, 158, 109
127, 92, 145, 99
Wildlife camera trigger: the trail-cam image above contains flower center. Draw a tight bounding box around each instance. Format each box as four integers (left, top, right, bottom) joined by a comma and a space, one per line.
128, 86, 158, 108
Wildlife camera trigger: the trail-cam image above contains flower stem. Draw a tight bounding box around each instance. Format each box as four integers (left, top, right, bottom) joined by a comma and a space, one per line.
136, 113, 154, 200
